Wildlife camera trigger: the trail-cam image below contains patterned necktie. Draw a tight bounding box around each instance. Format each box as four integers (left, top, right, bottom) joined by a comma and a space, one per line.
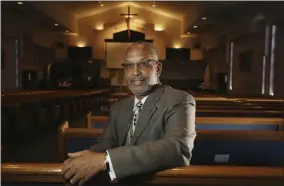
127, 101, 143, 145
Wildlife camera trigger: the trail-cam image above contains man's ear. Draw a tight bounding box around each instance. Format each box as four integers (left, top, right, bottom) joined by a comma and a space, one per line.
156, 61, 162, 77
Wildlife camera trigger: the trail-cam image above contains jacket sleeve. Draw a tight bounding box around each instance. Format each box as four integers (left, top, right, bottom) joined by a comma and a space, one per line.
89, 106, 118, 152
107, 94, 196, 179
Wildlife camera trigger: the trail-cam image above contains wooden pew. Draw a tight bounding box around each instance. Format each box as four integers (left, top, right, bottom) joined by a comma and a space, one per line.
1, 89, 111, 149
197, 105, 283, 111
196, 110, 284, 118
98, 107, 284, 118
2, 89, 111, 119
87, 115, 284, 131
196, 117, 284, 130
57, 121, 102, 160
104, 91, 284, 106
2, 163, 284, 186
86, 114, 109, 128
58, 124, 284, 166
193, 96, 284, 103
191, 130, 284, 166
98, 99, 284, 118
97, 92, 284, 118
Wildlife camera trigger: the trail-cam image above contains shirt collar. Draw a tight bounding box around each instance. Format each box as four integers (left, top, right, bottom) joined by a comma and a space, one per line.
134, 95, 148, 110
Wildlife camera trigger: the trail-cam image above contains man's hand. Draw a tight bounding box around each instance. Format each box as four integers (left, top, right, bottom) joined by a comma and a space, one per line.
63, 150, 88, 165
61, 150, 106, 186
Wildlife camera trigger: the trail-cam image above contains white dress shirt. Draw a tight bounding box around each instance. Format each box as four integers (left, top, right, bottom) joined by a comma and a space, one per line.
106, 96, 148, 181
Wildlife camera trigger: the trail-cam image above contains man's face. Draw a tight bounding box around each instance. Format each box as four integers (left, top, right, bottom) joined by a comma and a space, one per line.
122, 45, 162, 97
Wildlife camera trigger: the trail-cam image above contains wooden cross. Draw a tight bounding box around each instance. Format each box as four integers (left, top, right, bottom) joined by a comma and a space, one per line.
120, 6, 138, 40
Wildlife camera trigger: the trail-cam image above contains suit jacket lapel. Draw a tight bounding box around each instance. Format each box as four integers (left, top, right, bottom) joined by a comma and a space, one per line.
131, 85, 164, 145
118, 97, 135, 146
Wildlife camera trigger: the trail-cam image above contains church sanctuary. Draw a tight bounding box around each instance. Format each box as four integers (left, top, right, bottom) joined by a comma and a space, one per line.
1, 1, 284, 186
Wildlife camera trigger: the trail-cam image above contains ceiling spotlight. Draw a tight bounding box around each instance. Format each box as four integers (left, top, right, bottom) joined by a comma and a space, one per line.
54, 23, 59, 26
152, 4, 156, 7
193, 25, 198, 28
187, 32, 191, 34
202, 17, 207, 20
17, 2, 23, 5
100, 3, 104, 7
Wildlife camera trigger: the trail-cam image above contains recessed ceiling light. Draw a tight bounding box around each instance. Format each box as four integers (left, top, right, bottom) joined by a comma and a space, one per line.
100, 3, 104, 7
193, 25, 198, 28
152, 4, 156, 7
17, 2, 23, 5
54, 23, 59, 26
202, 17, 207, 20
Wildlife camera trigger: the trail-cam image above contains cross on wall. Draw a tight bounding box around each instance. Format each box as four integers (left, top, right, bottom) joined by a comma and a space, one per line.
120, 6, 138, 40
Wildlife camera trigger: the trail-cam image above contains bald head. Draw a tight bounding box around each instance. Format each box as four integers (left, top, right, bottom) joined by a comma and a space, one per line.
125, 41, 158, 62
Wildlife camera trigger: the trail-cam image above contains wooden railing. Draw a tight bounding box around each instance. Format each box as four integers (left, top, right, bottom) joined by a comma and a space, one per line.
2, 163, 284, 186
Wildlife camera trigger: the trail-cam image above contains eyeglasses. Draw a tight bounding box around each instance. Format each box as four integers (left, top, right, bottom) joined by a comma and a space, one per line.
121, 59, 157, 71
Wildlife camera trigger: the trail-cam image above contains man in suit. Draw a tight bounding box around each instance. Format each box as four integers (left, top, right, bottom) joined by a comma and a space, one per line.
61, 41, 196, 185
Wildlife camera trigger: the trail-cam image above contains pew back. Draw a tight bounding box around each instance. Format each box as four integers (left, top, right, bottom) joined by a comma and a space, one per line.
58, 121, 102, 160
58, 125, 284, 166
192, 130, 284, 166
2, 163, 284, 186
88, 115, 284, 131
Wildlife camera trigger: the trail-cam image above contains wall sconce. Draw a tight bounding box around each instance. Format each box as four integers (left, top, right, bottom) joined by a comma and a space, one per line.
173, 43, 181, 49
77, 41, 86, 47
95, 24, 104, 30
154, 24, 164, 31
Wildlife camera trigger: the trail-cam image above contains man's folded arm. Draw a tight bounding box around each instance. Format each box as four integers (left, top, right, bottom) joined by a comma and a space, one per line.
107, 95, 196, 179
